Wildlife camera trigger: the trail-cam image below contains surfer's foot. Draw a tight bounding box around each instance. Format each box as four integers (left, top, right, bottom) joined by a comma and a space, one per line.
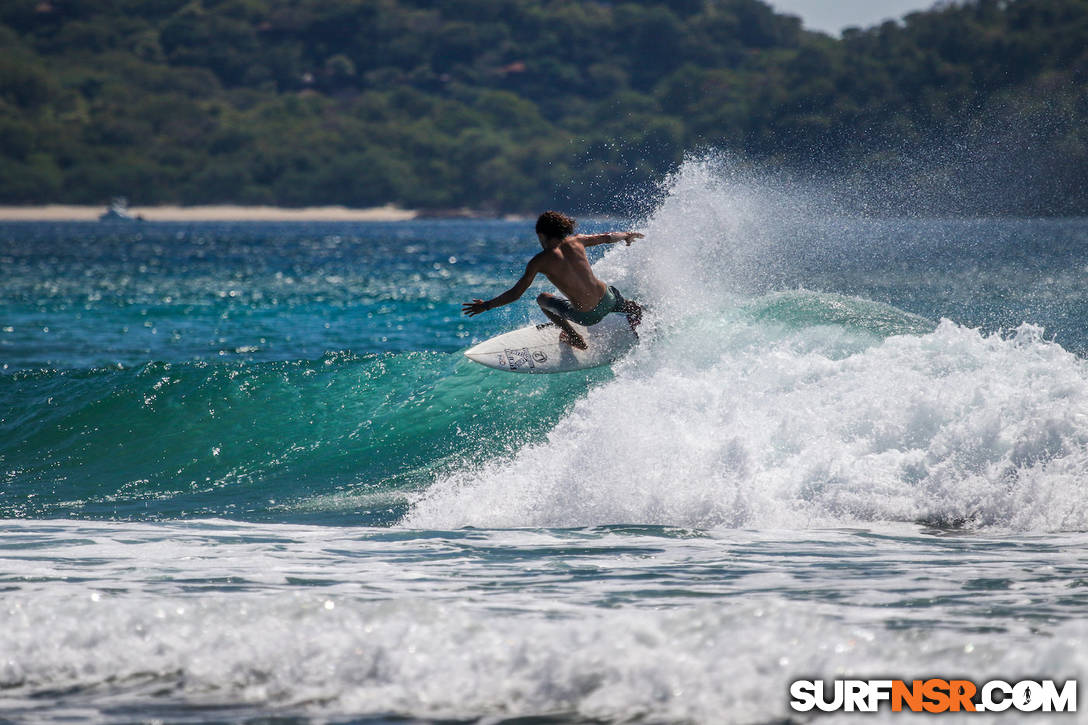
559, 330, 587, 350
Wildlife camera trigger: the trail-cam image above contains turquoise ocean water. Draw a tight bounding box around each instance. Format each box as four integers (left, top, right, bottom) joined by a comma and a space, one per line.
2, 162, 1087, 722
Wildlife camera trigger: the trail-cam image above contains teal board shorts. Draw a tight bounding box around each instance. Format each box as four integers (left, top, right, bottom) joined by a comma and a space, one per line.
540, 285, 627, 327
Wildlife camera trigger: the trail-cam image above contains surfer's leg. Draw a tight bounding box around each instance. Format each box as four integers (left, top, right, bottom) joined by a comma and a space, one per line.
537, 293, 587, 350
609, 286, 642, 338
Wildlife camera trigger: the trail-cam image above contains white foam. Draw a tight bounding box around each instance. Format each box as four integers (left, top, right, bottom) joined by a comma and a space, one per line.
2, 520, 1085, 722
3, 589, 1084, 723
410, 319, 1088, 531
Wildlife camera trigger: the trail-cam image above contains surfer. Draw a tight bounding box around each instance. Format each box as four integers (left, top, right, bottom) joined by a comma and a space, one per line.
462, 211, 643, 349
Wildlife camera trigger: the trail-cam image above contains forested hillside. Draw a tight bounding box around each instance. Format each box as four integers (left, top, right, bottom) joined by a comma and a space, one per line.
1, 0, 1085, 213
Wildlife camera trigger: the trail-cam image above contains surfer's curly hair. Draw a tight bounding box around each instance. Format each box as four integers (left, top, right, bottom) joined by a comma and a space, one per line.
535, 211, 576, 239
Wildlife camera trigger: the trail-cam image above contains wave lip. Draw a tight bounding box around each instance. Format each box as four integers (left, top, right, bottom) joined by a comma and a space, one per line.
743, 289, 935, 338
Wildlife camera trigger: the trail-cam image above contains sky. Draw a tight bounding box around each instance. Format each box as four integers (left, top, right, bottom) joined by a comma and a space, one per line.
768, 0, 939, 35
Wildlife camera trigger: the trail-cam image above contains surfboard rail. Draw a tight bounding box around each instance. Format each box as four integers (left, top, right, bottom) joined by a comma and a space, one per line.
464, 315, 638, 373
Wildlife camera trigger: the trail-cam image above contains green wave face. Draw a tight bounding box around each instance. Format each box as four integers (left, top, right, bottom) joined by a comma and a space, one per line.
0, 353, 603, 524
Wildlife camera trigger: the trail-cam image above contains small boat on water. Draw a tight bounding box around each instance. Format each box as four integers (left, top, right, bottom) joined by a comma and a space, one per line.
99, 197, 143, 222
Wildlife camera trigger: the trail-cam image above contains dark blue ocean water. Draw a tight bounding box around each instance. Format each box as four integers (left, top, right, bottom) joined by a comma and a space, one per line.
2, 164, 1087, 722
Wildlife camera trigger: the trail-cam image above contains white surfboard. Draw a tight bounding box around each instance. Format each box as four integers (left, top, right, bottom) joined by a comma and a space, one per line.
464, 313, 638, 373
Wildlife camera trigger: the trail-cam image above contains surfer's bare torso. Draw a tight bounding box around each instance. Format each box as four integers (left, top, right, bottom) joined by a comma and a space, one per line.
533, 235, 611, 310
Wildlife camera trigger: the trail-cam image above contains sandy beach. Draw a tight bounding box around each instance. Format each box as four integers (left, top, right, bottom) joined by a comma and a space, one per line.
0, 204, 418, 222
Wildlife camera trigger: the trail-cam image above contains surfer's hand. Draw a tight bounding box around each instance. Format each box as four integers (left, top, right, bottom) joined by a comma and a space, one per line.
624, 232, 644, 246
462, 299, 489, 316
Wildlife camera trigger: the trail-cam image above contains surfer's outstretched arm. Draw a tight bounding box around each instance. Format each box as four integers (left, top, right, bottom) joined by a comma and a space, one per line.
462, 257, 541, 316
577, 231, 644, 247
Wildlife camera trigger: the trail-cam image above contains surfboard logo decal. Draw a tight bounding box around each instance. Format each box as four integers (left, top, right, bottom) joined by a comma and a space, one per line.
504, 347, 533, 370
532, 351, 547, 363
